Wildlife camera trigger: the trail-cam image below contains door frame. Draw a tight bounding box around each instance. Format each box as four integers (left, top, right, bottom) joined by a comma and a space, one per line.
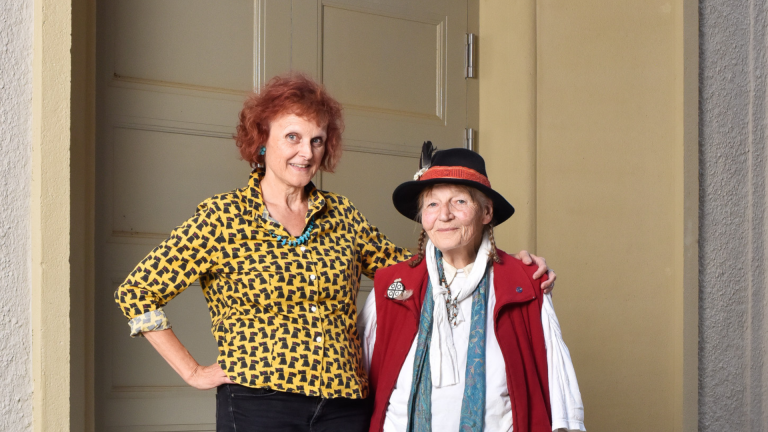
32, 0, 96, 430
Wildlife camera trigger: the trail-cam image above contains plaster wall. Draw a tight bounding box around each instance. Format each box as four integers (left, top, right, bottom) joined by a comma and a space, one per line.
481, 0, 697, 430
0, 1, 34, 431
699, 0, 768, 430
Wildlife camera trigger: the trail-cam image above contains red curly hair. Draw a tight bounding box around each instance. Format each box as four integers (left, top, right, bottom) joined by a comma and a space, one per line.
235, 73, 344, 172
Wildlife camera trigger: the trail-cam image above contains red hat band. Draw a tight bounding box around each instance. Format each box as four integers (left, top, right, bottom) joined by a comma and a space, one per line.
419, 166, 491, 188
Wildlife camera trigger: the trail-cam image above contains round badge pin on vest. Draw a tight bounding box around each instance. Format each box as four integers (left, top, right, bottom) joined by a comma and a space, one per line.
387, 278, 405, 299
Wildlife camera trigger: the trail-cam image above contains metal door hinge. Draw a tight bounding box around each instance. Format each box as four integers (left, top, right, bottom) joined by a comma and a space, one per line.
464, 128, 475, 151
465, 33, 476, 79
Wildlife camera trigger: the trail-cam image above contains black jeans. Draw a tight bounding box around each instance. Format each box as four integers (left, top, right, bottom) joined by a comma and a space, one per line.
216, 384, 372, 432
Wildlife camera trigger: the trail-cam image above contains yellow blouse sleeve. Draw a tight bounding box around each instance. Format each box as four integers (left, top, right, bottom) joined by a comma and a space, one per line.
353, 205, 412, 279
127, 308, 172, 337
114, 200, 223, 323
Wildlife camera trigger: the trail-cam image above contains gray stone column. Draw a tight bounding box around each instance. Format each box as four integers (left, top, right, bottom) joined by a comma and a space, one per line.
700, 0, 768, 429
0, 1, 33, 430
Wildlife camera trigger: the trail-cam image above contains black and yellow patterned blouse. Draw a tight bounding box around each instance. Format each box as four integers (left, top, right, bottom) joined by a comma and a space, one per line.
115, 170, 410, 398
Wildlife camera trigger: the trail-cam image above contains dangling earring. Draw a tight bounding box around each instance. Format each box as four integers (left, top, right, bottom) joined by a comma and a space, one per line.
259, 146, 266, 156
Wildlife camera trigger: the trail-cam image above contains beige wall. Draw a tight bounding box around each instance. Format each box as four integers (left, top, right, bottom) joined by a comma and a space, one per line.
32, 0, 95, 430
32, 0, 73, 429
479, 0, 698, 431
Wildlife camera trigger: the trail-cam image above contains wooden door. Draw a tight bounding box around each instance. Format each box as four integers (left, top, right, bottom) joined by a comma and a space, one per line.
95, 1, 472, 430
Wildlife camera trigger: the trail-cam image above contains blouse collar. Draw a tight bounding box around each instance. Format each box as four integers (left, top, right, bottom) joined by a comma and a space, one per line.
245, 169, 327, 226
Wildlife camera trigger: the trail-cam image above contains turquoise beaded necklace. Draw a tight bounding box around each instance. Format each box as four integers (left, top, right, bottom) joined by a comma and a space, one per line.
268, 216, 316, 247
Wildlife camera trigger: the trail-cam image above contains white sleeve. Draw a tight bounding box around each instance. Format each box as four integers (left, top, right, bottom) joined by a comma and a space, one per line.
358, 288, 378, 375
542, 293, 586, 431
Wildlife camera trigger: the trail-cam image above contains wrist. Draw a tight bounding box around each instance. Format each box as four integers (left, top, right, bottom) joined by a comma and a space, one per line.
183, 362, 202, 384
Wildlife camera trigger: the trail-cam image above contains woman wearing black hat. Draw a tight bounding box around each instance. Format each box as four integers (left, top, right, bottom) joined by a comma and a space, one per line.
360, 145, 585, 432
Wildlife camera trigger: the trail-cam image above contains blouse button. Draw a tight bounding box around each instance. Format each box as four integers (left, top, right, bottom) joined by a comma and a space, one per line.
310, 305, 317, 312
310, 274, 316, 281
315, 336, 323, 343
300, 246, 306, 252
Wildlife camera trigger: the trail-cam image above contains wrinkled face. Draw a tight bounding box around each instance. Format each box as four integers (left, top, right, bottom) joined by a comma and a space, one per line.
420, 184, 493, 256
264, 113, 327, 189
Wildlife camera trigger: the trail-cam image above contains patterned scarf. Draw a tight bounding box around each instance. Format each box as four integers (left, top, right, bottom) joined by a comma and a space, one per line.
406, 248, 488, 432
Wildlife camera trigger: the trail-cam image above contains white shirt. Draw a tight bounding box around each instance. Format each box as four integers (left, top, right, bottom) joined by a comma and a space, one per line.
359, 265, 585, 432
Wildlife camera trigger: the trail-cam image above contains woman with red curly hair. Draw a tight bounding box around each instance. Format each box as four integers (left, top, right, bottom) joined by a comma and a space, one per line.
114, 73, 555, 432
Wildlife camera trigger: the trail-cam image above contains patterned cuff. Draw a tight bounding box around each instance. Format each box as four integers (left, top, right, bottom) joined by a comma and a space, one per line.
128, 309, 172, 337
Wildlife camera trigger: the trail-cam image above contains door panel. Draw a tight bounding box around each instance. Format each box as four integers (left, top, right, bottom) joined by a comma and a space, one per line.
323, 7, 444, 118
111, 128, 245, 236
114, 0, 255, 91
96, 0, 471, 430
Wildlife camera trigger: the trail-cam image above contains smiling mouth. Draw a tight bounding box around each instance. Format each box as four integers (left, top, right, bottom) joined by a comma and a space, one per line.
290, 163, 310, 169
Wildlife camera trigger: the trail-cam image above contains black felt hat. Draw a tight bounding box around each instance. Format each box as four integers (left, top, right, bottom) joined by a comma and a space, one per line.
392, 142, 515, 225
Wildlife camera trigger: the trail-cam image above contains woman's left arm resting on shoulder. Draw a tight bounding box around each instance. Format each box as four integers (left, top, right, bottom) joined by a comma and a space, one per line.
513, 250, 556, 293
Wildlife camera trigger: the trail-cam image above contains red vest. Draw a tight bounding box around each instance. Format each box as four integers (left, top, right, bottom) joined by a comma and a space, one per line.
367, 250, 552, 432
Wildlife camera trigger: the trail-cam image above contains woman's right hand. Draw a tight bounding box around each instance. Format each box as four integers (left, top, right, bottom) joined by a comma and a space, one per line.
186, 363, 234, 390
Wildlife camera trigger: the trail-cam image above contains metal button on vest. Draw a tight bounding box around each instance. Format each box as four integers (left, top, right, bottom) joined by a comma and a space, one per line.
316, 336, 322, 343
516, 287, 523, 293
310, 274, 316, 281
